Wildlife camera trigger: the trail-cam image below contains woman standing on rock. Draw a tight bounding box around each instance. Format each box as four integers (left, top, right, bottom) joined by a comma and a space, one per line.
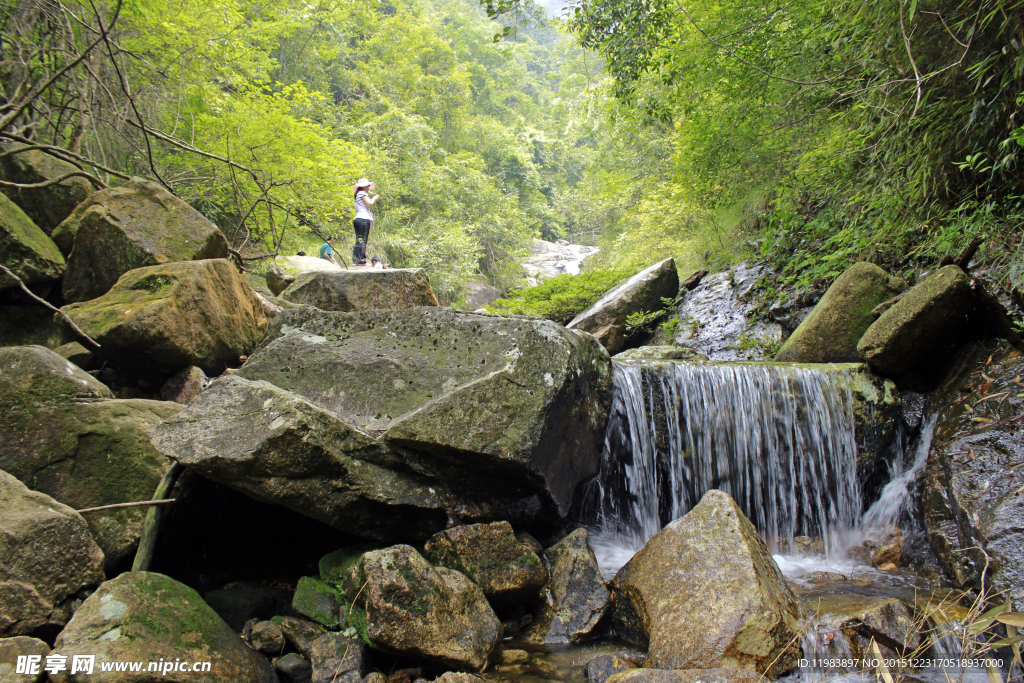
352, 178, 380, 265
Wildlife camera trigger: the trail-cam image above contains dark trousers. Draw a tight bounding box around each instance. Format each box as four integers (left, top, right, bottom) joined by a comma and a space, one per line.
352, 218, 371, 263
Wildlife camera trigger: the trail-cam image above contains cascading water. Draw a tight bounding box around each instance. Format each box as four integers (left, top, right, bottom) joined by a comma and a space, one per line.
584, 359, 862, 575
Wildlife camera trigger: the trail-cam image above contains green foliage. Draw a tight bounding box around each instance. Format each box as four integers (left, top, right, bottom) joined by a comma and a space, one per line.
484, 267, 633, 323
624, 296, 678, 332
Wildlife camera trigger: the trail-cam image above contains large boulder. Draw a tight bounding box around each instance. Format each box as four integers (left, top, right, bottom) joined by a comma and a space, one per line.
0, 193, 65, 289
58, 178, 230, 302
60, 259, 267, 373
424, 521, 547, 606
148, 375, 449, 540
281, 268, 439, 311
0, 470, 105, 637
923, 345, 1024, 610
858, 265, 975, 382
341, 545, 501, 671
0, 346, 182, 569
49, 572, 277, 683
265, 255, 342, 296
238, 306, 613, 521
524, 528, 610, 644
612, 490, 801, 677
568, 258, 679, 354
0, 144, 93, 232
775, 262, 906, 363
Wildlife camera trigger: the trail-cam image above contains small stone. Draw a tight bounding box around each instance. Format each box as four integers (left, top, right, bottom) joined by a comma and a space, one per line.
584, 653, 635, 683
871, 536, 903, 567
292, 576, 344, 630
279, 615, 327, 659
362, 674, 388, 683
251, 620, 286, 655
877, 562, 899, 572
310, 632, 367, 683
497, 649, 530, 664
275, 653, 313, 683
160, 365, 209, 404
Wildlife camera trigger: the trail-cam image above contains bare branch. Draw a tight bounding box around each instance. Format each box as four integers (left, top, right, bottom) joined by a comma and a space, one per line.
0, 265, 101, 348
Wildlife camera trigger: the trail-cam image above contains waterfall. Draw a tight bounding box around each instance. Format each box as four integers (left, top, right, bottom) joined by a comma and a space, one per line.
585, 360, 861, 574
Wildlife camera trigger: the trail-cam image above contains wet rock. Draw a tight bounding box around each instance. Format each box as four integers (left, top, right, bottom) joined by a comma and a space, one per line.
776, 263, 906, 363
524, 528, 610, 644
159, 365, 208, 404
242, 306, 613, 521
281, 268, 439, 311
433, 674, 488, 683
672, 269, 781, 361
424, 522, 547, 606
251, 620, 286, 654
292, 577, 345, 630
585, 653, 637, 683
606, 669, 764, 683
497, 649, 530, 664
871, 536, 904, 568
0, 144, 93, 233
278, 616, 327, 659
341, 544, 501, 671
858, 265, 975, 384
61, 259, 267, 373
50, 572, 276, 682
522, 239, 598, 282
612, 490, 801, 677
922, 345, 1024, 610
612, 345, 708, 362
799, 592, 920, 659
203, 586, 294, 633
276, 653, 313, 683
309, 630, 370, 683
0, 193, 65, 289
0, 635, 51, 682
148, 375, 449, 540
0, 305, 72, 349
58, 178, 229, 303
568, 258, 679, 355
265, 256, 342, 296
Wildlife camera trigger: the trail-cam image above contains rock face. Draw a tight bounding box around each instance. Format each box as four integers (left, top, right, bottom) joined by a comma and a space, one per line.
281, 268, 439, 311
237, 306, 613, 521
59, 178, 229, 302
0, 470, 105, 637
524, 528, 610, 644
672, 266, 781, 361
424, 522, 547, 606
341, 545, 501, 671
568, 258, 679, 354
61, 259, 267, 373
613, 346, 708, 362
612, 490, 801, 677
0, 193, 65, 289
50, 572, 277, 683
775, 262, 906, 363
0, 346, 183, 569
265, 255, 342, 295
0, 144, 93, 232
923, 346, 1024, 611
148, 375, 449, 540
858, 265, 975, 382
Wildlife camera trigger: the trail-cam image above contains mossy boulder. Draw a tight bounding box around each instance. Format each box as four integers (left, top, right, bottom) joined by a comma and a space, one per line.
0, 144, 94, 233
0, 193, 65, 289
292, 577, 345, 630
148, 375, 449, 540
922, 346, 1024, 611
858, 265, 975, 382
61, 259, 268, 373
0, 345, 112, 408
265, 255, 340, 296
0, 470, 105, 637
341, 545, 501, 671
53, 341, 98, 370
59, 178, 229, 302
241, 306, 613, 521
49, 572, 277, 683
424, 522, 547, 607
612, 490, 801, 678
775, 262, 906, 363
568, 258, 679, 354
281, 268, 440, 311
0, 305, 72, 349
523, 528, 610, 644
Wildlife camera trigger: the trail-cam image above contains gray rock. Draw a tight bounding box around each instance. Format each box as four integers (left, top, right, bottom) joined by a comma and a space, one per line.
58, 178, 229, 303
0, 193, 65, 289
463, 279, 502, 310
0, 470, 105, 637
522, 239, 599, 282
159, 365, 209, 404
280, 268, 439, 311
424, 521, 547, 606
276, 653, 313, 683
342, 545, 501, 671
0, 143, 93, 233
251, 620, 287, 654
0, 345, 112, 405
612, 345, 707, 362
310, 632, 367, 683
278, 616, 326, 659
612, 490, 800, 677
585, 654, 636, 683
0, 636, 51, 682
49, 572, 276, 682
568, 258, 679, 354
524, 528, 610, 644
264, 256, 346, 296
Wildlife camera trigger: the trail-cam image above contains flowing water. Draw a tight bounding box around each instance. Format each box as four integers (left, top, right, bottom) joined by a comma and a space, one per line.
583, 359, 862, 575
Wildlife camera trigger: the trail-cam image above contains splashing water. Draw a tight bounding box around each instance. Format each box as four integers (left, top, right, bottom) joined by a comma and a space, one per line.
584, 360, 862, 576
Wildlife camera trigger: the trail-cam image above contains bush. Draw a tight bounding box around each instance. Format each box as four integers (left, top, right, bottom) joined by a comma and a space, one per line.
484, 267, 634, 324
